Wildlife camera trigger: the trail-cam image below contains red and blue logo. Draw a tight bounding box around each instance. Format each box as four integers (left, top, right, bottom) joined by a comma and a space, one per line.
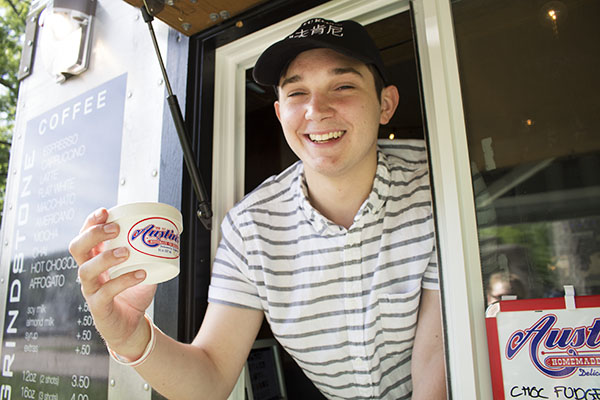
128, 217, 180, 259
505, 314, 600, 378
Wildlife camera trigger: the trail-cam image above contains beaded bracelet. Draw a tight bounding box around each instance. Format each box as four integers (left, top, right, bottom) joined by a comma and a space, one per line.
107, 313, 157, 368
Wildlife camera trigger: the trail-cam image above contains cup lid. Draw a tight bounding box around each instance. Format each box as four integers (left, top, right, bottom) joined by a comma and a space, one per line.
107, 202, 183, 232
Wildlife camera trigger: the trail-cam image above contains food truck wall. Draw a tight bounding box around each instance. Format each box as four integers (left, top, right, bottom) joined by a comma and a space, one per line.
0, 0, 186, 398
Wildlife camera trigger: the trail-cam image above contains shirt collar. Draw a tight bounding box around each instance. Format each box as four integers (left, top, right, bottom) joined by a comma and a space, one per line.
363, 150, 391, 216
295, 164, 332, 234
294, 150, 391, 231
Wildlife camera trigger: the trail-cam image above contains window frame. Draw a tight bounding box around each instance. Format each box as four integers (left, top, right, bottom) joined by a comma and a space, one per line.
211, 0, 492, 397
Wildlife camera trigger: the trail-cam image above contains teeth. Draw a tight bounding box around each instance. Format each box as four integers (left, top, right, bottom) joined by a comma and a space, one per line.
309, 131, 345, 142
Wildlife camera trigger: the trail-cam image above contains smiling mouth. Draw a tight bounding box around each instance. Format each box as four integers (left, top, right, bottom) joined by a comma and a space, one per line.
308, 130, 346, 143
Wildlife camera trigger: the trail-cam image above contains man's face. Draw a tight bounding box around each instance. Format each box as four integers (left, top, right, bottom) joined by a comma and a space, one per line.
487, 280, 511, 305
274, 48, 397, 180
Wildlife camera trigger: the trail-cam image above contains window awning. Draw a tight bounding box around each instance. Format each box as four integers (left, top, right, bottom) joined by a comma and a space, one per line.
122, 0, 267, 36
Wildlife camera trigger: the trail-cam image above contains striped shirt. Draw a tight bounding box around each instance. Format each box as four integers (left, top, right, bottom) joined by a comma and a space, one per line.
209, 141, 439, 399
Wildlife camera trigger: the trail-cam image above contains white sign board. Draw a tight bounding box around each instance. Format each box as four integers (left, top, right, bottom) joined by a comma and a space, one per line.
486, 296, 600, 400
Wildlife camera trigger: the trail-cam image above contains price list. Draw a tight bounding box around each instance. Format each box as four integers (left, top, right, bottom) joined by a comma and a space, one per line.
0, 74, 127, 399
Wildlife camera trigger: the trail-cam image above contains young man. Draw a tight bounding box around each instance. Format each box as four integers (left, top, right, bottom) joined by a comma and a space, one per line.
70, 18, 446, 399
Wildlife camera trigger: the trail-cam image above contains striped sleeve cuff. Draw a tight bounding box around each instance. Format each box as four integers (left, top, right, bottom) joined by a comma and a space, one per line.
208, 285, 263, 310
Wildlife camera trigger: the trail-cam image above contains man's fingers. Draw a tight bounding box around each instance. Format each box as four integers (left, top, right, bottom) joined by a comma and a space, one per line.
69, 221, 119, 265
69, 207, 112, 264
78, 247, 130, 296
94, 270, 147, 306
81, 270, 148, 346
84, 270, 148, 330
81, 208, 108, 233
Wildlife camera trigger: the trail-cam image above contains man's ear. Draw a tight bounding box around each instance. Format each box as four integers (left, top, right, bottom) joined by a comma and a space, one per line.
379, 85, 400, 125
274, 100, 281, 122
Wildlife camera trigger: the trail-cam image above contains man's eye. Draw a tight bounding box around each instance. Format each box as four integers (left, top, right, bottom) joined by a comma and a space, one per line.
287, 91, 306, 97
336, 85, 355, 91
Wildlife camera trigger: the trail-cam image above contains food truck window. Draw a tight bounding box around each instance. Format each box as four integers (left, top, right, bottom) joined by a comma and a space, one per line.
450, 0, 600, 304
242, 10, 427, 400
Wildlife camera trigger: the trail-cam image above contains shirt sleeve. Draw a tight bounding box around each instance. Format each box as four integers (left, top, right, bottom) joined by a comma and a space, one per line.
422, 242, 440, 290
208, 212, 264, 310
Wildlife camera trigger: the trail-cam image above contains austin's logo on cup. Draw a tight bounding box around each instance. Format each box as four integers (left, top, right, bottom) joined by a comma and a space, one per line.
128, 217, 180, 259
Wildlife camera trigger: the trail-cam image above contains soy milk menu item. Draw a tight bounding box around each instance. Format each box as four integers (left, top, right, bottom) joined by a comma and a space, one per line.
105, 202, 183, 285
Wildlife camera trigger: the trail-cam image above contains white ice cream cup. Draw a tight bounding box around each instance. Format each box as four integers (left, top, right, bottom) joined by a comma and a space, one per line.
105, 202, 183, 285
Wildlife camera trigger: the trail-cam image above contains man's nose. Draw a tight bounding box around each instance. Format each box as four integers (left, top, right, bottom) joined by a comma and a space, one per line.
305, 93, 333, 121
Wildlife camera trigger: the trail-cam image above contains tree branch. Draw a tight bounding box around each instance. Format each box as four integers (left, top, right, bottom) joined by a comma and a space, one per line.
4, 0, 27, 24
0, 77, 18, 97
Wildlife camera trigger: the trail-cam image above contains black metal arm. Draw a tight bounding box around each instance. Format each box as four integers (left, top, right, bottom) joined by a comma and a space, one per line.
141, 4, 213, 230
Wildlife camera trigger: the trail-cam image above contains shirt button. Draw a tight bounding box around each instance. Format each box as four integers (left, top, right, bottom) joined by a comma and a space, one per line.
356, 375, 369, 384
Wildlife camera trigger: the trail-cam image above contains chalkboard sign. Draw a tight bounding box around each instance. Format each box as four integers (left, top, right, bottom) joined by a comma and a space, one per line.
0, 74, 127, 400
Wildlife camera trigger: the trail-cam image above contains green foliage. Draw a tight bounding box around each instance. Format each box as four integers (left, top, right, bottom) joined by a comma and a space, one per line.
0, 0, 29, 220
493, 222, 559, 297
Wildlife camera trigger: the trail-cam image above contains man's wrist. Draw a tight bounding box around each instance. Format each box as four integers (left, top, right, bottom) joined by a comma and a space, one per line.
107, 313, 156, 367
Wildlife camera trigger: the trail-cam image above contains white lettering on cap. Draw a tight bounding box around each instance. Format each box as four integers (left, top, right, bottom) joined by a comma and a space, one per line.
289, 19, 344, 39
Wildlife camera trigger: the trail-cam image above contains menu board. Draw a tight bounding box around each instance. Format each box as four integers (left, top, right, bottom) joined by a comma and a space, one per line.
0, 74, 127, 400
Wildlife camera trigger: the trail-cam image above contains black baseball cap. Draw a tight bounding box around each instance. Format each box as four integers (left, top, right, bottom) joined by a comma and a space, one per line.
253, 18, 389, 86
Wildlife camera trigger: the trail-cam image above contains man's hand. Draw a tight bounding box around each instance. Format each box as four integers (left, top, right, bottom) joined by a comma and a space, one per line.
69, 207, 157, 360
